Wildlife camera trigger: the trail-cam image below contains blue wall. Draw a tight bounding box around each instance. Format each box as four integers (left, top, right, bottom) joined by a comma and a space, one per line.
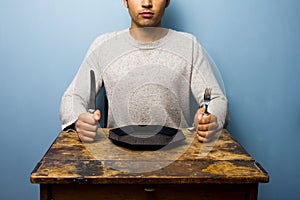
1, 0, 299, 199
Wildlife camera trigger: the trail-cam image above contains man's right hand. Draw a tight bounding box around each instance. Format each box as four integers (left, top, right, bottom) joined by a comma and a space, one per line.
75, 110, 101, 143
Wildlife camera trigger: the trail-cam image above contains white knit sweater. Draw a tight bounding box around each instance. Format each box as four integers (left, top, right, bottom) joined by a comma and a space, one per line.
60, 28, 227, 130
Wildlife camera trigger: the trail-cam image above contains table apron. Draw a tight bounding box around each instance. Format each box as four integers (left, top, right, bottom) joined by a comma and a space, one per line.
40, 183, 258, 200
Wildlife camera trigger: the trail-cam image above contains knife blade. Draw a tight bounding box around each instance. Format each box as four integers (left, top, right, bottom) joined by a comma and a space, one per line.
88, 70, 96, 114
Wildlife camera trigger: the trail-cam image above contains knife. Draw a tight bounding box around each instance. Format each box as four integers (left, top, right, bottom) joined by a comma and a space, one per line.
88, 70, 96, 114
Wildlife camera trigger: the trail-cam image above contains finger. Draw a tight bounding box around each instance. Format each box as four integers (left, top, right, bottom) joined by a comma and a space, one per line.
197, 107, 206, 118
94, 110, 101, 121
77, 127, 97, 142
206, 130, 217, 138
198, 121, 219, 131
200, 114, 219, 125
197, 134, 208, 143
197, 123, 210, 131
198, 129, 220, 142
78, 113, 97, 125
199, 114, 211, 124
194, 107, 205, 126
76, 120, 98, 132
208, 121, 219, 130
197, 130, 207, 138
197, 113, 203, 121
80, 129, 97, 139
83, 115, 100, 127
78, 133, 95, 143
198, 107, 206, 114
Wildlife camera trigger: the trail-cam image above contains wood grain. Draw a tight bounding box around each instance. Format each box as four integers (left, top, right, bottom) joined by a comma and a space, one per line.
31, 129, 268, 185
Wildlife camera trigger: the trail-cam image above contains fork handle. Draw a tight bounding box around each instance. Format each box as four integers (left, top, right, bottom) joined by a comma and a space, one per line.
203, 104, 209, 116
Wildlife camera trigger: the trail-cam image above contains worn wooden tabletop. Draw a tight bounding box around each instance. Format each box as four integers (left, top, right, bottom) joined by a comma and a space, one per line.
30, 129, 269, 185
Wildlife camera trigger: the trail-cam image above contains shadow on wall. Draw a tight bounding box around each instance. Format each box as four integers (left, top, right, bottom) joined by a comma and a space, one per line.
163, 2, 185, 31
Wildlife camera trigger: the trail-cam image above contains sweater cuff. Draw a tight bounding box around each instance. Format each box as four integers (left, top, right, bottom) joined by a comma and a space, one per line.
62, 121, 77, 132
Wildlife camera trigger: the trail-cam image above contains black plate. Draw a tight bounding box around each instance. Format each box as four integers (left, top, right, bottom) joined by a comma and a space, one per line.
109, 125, 185, 150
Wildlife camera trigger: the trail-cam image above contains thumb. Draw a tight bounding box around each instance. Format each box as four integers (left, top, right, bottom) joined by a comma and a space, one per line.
194, 107, 205, 125
197, 107, 206, 120
93, 110, 101, 121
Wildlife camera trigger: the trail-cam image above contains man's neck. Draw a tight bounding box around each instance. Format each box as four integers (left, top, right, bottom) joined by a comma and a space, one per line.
129, 27, 168, 43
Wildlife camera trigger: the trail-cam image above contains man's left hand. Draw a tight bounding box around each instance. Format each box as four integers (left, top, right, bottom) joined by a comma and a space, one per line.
194, 107, 219, 142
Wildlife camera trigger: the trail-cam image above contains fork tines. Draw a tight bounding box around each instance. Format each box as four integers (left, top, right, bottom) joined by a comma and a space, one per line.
204, 88, 212, 101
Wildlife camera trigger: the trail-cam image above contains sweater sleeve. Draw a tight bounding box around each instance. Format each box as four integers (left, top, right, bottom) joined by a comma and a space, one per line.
190, 37, 228, 129
59, 39, 103, 131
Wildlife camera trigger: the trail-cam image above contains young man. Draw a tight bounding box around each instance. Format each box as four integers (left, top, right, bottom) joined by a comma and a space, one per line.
60, 0, 228, 143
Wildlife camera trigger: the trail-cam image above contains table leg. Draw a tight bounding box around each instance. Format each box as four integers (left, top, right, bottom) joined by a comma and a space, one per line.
40, 184, 52, 200
246, 183, 258, 200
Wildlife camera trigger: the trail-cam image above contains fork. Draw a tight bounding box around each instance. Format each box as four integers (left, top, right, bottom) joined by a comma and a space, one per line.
187, 88, 212, 132
203, 88, 212, 116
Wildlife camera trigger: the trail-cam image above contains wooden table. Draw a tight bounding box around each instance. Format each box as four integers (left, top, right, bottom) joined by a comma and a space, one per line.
30, 129, 269, 200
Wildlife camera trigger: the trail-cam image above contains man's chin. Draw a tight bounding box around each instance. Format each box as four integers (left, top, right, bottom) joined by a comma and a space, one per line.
135, 20, 161, 28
